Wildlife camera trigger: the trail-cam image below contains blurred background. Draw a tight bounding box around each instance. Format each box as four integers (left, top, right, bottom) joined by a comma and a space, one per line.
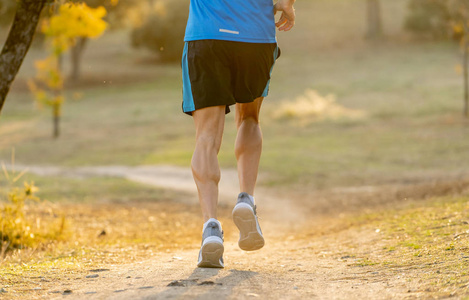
1, 1, 469, 296
1, 0, 468, 191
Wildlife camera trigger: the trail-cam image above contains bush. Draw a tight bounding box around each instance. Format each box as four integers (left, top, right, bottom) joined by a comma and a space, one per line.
404, 0, 452, 39
130, 0, 187, 62
0, 167, 66, 256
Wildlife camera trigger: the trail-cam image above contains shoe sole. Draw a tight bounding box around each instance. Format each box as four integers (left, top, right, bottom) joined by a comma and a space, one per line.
197, 236, 224, 268
232, 203, 265, 251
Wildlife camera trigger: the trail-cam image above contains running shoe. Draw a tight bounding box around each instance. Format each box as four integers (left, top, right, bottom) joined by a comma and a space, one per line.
197, 218, 224, 268
232, 192, 265, 251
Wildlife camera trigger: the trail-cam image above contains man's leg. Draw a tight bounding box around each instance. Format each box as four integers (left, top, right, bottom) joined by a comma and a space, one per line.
193, 105, 226, 268
232, 97, 265, 251
235, 97, 264, 195
192, 105, 226, 222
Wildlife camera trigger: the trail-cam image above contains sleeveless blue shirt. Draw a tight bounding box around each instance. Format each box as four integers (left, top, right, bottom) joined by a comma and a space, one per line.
184, 0, 276, 43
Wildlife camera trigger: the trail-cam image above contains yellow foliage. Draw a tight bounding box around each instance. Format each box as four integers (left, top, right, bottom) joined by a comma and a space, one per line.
453, 24, 464, 35
33, 57, 63, 90
1, 164, 66, 254
29, 56, 64, 110
42, 3, 108, 53
29, 2, 108, 124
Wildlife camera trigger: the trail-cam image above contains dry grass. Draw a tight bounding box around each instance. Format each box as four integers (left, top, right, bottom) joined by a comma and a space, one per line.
272, 89, 366, 124
1, 175, 468, 298
298, 194, 469, 298
0, 201, 237, 298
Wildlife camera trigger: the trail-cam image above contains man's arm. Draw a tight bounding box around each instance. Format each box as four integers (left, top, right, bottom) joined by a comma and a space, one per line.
274, 0, 296, 31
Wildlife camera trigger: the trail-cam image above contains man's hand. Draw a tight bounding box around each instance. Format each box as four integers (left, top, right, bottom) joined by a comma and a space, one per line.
274, 0, 296, 32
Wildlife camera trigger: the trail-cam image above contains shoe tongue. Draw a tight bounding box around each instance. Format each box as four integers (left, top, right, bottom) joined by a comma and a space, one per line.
239, 193, 254, 205
203, 218, 221, 232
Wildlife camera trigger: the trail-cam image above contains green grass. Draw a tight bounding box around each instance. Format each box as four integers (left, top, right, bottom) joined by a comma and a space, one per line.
2, 40, 468, 190
1, 0, 468, 190
1, 173, 183, 204
297, 194, 469, 297
343, 195, 469, 297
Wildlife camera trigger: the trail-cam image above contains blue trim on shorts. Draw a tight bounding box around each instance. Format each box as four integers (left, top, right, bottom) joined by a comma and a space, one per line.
182, 43, 195, 113
262, 45, 278, 97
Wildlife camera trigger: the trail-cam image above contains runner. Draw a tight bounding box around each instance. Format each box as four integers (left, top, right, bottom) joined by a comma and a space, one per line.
181, 0, 296, 268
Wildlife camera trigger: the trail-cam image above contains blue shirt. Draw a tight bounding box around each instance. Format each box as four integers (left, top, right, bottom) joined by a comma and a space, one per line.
184, 0, 276, 43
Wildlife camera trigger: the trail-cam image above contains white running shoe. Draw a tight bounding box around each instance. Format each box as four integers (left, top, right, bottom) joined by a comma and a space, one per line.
232, 192, 265, 251
197, 218, 224, 268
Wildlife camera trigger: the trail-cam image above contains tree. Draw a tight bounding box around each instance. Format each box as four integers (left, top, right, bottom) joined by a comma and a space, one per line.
449, 0, 469, 117
366, 0, 383, 40
405, 0, 469, 117
131, 0, 187, 62
0, 0, 49, 114
404, 0, 450, 39
29, 2, 108, 138
68, 0, 137, 81
462, 20, 469, 118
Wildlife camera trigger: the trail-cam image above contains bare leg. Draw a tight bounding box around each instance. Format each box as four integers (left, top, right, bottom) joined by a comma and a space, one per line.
235, 97, 263, 196
192, 106, 226, 222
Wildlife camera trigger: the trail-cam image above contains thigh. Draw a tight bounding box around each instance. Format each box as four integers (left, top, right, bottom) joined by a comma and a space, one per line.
182, 41, 235, 116
231, 43, 278, 103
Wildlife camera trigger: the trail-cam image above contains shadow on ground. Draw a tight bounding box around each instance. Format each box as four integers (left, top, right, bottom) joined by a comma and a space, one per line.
152, 268, 258, 300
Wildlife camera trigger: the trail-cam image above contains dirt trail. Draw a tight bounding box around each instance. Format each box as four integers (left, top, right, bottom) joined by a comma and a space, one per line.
7, 164, 468, 299
14, 164, 310, 225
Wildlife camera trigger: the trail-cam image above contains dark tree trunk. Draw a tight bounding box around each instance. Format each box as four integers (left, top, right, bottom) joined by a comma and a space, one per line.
366, 0, 383, 40
53, 103, 60, 138
0, 0, 48, 114
70, 37, 88, 82
463, 23, 469, 118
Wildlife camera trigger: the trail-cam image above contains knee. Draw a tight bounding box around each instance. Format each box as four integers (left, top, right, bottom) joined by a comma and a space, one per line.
195, 134, 222, 153
191, 135, 222, 182
236, 114, 260, 129
191, 158, 221, 184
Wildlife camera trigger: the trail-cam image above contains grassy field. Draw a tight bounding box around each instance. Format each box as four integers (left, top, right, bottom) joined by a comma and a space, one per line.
1, 0, 468, 190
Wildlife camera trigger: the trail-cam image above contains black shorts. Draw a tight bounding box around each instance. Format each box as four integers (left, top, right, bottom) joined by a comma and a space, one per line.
181, 40, 280, 115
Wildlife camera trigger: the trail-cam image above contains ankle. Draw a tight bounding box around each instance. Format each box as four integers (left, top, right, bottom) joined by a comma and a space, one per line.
203, 218, 222, 231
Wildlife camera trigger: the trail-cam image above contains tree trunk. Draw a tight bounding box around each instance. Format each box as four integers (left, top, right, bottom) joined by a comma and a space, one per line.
463, 24, 469, 118
366, 0, 383, 40
0, 0, 47, 114
53, 103, 60, 138
70, 37, 88, 82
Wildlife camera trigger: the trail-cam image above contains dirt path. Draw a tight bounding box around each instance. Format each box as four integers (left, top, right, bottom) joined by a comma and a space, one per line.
6, 164, 469, 299
47, 238, 414, 300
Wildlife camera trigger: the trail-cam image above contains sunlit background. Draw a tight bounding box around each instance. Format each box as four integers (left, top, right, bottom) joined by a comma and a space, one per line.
1, 0, 468, 189
1, 0, 469, 298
